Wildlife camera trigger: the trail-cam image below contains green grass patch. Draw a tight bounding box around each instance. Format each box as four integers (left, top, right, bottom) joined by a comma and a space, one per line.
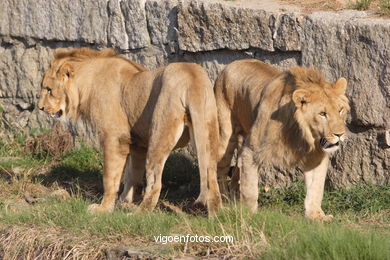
380, 0, 390, 14
1, 198, 389, 259
0, 139, 49, 170
259, 182, 390, 217
350, 0, 372, 10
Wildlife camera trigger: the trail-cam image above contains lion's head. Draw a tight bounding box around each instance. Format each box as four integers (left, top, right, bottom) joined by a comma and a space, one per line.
37, 48, 118, 121
38, 57, 74, 121
289, 67, 350, 153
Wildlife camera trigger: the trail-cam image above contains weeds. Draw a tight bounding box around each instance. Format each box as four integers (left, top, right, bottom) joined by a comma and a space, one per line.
380, 0, 390, 13
1, 198, 389, 259
25, 123, 73, 159
350, 0, 372, 10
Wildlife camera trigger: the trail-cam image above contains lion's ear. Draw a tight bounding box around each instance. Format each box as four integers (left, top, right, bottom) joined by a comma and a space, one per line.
58, 62, 74, 82
292, 89, 311, 108
333, 77, 347, 95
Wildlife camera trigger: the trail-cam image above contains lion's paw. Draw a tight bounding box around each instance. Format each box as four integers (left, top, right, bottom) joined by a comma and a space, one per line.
194, 194, 208, 207
87, 203, 113, 214
321, 214, 334, 222
306, 210, 334, 222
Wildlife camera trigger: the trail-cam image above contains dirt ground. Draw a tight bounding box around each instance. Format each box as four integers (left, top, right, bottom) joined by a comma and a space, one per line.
281, 0, 387, 13
217, 0, 388, 15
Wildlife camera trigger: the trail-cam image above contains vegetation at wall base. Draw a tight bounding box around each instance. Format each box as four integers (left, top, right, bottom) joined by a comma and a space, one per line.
380, 0, 390, 14
350, 0, 372, 10
0, 134, 389, 259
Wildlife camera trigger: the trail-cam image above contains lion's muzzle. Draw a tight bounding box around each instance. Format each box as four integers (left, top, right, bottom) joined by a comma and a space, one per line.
50, 109, 63, 119
320, 137, 341, 153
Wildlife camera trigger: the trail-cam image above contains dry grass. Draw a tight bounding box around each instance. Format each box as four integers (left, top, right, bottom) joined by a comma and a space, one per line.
0, 226, 107, 260
25, 123, 73, 160
281, 0, 390, 14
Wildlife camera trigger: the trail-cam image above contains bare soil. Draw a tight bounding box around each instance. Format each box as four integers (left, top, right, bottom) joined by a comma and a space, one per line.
217, 0, 389, 15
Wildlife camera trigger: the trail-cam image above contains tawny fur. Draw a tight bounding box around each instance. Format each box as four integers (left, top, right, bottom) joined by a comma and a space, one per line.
38, 48, 222, 215
215, 59, 349, 221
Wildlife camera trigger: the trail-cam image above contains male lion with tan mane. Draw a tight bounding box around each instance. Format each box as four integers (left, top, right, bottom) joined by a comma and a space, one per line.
215, 59, 349, 221
38, 48, 222, 215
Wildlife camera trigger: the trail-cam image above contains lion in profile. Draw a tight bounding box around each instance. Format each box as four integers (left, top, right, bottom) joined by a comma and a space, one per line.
215, 59, 349, 221
38, 48, 222, 215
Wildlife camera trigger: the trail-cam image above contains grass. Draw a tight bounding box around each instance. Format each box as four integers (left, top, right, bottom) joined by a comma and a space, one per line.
282, 0, 390, 15
1, 198, 389, 259
350, 0, 372, 10
0, 135, 389, 259
380, 0, 390, 14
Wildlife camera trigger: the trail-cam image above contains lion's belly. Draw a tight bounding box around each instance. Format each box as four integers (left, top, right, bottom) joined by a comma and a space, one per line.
130, 126, 190, 151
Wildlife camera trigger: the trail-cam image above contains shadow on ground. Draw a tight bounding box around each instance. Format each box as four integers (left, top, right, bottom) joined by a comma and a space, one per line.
33, 151, 201, 209
34, 165, 103, 202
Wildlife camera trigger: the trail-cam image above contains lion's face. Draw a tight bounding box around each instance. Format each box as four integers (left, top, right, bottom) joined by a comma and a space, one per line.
37, 59, 74, 121
292, 78, 349, 153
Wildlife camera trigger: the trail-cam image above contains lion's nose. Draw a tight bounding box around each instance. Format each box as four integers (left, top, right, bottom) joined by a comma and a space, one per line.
38, 106, 44, 111
333, 133, 344, 138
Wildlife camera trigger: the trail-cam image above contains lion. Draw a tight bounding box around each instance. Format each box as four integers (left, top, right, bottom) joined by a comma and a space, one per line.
37, 48, 222, 215
215, 59, 349, 221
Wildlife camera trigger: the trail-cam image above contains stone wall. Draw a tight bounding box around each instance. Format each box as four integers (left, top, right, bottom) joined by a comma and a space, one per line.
0, 0, 388, 188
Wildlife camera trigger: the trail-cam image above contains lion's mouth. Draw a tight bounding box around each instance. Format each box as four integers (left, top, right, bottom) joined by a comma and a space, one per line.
50, 109, 63, 119
320, 137, 340, 152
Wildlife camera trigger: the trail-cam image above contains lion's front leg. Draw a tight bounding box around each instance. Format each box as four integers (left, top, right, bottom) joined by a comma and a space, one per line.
239, 147, 259, 212
88, 137, 128, 214
303, 156, 333, 221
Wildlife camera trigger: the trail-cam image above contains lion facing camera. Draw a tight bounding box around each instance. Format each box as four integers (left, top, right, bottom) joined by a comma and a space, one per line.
215, 59, 349, 221
38, 48, 222, 215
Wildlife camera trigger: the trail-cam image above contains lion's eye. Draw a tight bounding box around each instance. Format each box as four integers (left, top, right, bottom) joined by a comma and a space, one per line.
339, 108, 344, 115
319, 112, 327, 118
47, 88, 52, 94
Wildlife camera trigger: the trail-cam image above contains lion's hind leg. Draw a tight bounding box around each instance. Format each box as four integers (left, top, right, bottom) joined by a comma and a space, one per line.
139, 112, 186, 211
215, 96, 238, 199
188, 99, 222, 215
119, 149, 146, 207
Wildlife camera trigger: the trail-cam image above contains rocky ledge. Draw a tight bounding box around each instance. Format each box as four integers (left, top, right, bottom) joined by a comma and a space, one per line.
0, 0, 388, 188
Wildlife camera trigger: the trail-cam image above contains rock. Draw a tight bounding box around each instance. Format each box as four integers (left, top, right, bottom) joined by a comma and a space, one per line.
107, 0, 130, 50
302, 11, 390, 128
106, 247, 153, 260
13, 110, 30, 128
146, 0, 179, 48
120, 0, 151, 49
178, 1, 276, 52
0, 0, 109, 45
125, 45, 169, 70
273, 13, 305, 51
0, 42, 52, 103
16, 101, 33, 111
328, 129, 389, 188
49, 189, 71, 200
